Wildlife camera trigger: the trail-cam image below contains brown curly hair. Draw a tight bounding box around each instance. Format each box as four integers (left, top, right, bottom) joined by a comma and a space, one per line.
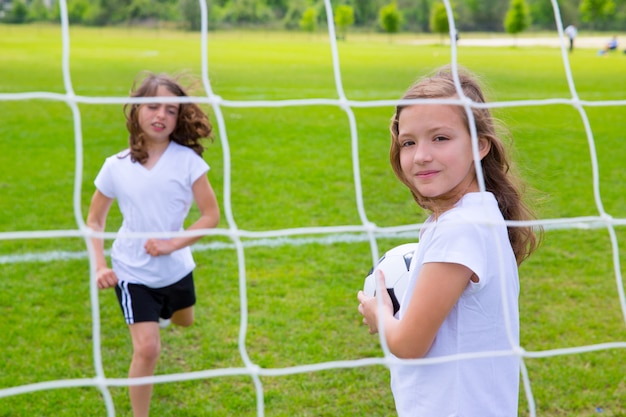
389, 65, 540, 265
123, 72, 213, 164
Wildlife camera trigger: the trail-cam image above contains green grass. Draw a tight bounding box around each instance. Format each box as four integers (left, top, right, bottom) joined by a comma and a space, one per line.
1, 24, 626, 416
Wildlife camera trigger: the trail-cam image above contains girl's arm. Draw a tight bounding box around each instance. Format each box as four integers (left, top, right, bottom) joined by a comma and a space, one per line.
86, 190, 118, 289
144, 174, 220, 256
358, 262, 472, 359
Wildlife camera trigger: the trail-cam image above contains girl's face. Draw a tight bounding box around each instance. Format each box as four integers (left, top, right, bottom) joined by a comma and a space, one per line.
398, 103, 489, 211
137, 85, 179, 145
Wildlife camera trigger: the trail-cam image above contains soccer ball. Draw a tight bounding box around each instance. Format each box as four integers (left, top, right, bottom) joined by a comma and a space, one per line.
363, 243, 418, 317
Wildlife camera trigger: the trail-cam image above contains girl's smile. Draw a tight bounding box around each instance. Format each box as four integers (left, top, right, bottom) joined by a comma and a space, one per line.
416, 169, 439, 179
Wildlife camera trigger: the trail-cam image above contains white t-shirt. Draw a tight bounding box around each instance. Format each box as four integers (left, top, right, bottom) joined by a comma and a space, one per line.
565, 25, 577, 39
94, 141, 209, 288
391, 192, 520, 417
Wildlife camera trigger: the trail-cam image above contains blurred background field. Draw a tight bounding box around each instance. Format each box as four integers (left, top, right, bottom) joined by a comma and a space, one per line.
0, 24, 625, 416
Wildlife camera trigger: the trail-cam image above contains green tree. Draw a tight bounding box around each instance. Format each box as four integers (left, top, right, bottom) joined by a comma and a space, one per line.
98, 0, 133, 25
223, 0, 274, 24
429, 2, 456, 43
416, 0, 431, 32
27, 0, 49, 22
266, 0, 289, 19
579, 0, 616, 30
334, 5, 355, 40
180, 0, 200, 30
282, 0, 307, 29
67, 0, 89, 24
299, 6, 317, 33
7, 0, 28, 23
179, 0, 222, 30
527, 0, 555, 29
82, 2, 108, 26
379, 2, 402, 40
127, 0, 159, 22
504, 0, 530, 37
464, 0, 508, 31
352, 0, 379, 26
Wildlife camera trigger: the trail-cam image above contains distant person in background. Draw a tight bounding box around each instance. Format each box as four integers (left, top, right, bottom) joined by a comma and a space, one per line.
598, 36, 618, 55
564, 24, 577, 52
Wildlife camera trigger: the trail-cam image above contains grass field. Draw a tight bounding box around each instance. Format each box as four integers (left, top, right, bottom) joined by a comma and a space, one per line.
1, 24, 626, 416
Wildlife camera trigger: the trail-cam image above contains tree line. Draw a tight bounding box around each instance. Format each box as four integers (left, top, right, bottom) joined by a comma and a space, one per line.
1, 0, 624, 33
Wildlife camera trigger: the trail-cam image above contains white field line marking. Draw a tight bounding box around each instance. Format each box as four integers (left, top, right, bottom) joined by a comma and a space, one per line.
0, 231, 420, 265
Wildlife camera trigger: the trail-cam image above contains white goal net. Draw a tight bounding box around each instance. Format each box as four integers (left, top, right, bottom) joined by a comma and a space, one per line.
1, 0, 625, 416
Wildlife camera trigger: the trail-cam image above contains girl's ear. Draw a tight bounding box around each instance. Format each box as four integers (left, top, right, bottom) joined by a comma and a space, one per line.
478, 137, 491, 160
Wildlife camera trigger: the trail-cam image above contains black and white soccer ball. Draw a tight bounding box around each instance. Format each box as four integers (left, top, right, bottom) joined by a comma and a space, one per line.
363, 243, 418, 317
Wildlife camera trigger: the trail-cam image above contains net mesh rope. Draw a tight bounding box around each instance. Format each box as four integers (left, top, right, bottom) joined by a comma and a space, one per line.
1, 0, 626, 416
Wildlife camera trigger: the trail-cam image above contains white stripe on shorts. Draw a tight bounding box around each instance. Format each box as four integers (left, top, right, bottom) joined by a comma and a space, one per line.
118, 281, 134, 324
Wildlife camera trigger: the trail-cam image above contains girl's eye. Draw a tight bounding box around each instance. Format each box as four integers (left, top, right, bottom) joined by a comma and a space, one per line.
433, 136, 448, 142
401, 139, 415, 148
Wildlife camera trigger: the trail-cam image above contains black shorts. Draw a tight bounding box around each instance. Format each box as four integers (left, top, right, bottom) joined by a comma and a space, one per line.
114, 272, 196, 325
